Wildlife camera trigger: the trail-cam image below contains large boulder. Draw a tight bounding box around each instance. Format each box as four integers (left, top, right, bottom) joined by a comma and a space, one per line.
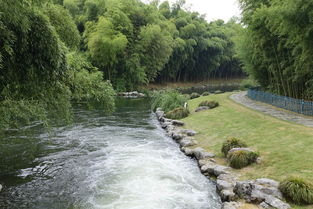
234, 180, 290, 209
178, 129, 197, 136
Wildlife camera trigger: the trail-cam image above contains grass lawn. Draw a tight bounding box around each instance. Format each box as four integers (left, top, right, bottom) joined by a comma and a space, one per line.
181, 92, 313, 209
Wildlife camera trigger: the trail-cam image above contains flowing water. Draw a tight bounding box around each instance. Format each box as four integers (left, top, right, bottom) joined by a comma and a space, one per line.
0, 98, 221, 209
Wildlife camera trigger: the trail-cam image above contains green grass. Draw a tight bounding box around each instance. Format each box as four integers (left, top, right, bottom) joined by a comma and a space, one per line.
181, 92, 313, 209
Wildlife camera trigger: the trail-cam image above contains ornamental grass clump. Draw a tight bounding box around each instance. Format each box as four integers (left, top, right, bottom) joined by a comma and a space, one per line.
190, 92, 200, 99
165, 107, 189, 119
227, 150, 259, 169
198, 100, 219, 109
221, 137, 247, 156
279, 177, 313, 205
151, 90, 187, 112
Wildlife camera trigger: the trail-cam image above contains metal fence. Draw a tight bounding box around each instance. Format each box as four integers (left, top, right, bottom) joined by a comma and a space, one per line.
247, 89, 313, 116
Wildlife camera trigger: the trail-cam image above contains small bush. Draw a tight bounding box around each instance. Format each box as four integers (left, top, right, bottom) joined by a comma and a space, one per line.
151, 90, 187, 112
165, 107, 189, 119
240, 78, 258, 90
214, 90, 223, 94
190, 92, 200, 99
228, 150, 259, 169
221, 137, 247, 156
279, 177, 313, 205
198, 100, 219, 109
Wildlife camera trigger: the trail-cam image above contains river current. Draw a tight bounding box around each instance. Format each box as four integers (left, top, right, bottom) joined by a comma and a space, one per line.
0, 98, 221, 209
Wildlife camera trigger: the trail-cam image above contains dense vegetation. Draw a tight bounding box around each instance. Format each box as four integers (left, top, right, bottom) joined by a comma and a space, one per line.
237, 0, 313, 100
0, 0, 245, 129
0, 0, 115, 129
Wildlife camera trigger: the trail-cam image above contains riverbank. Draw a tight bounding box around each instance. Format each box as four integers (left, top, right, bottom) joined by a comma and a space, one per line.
179, 92, 313, 209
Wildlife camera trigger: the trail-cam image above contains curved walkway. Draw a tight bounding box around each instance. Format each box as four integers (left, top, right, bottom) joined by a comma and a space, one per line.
230, 91, 313, 128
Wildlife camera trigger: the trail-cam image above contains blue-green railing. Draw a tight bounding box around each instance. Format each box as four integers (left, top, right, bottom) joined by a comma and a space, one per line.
247, 89, 313, 116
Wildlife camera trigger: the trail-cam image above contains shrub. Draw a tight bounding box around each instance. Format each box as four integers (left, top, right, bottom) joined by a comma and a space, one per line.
221, 137, 248, 156
151, 90, 187, 112
228, 150, 259, 169
240, 78, 258, 90
202, 92, 210, 96
279, 177, 313, 205
165, 107, 189, 119
190, 92, 200, 99
198, 100, 219, 109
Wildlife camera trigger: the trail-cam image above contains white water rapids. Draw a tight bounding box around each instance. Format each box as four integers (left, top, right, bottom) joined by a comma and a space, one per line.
1, 99, 221, 209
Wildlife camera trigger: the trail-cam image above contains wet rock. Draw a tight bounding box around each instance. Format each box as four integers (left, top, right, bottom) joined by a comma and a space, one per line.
195, 106, 210, 112
220, 189, 237, 201
119, 91, 146, 98
179, 138, 197, 147
265, 196, 290, 209
172, 133, 183, 141
259, 201, 271, 208
217, 179, 234, 191
234, 180, 290, 209
178, 129, 197, 136
0, 184, 2, 192
172, 120, 185, 126
222, 201, 242, 209
201, 163, 230, 176
186, 130, 197, 136
234, 180, 254, 200
193, 147, 215, 160
181, 147, 194, 156
254, 183, 282, 199
161, 122, 171, 129
156, 110, 164, 119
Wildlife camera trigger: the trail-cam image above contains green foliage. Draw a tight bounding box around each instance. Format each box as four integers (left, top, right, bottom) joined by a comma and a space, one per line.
0, 100, 47, 129
86, 17, 128, 79
190, 92, 200, 99
151, 90, 187, 112
67, 52, 116, 112
227, 150, 259, 169
0, 1, 116, 130
202, 92, 210, 96
44, 4, 80, 49
237, 0, 313, 99
198, 100, 219, 109
279, 177, 313, 205
165, 107, 189, 120
221, 137, 248, 156
240, 78, 258, 90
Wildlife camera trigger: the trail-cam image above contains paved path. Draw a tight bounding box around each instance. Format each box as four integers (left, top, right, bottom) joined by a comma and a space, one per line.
230, 91, 313, 128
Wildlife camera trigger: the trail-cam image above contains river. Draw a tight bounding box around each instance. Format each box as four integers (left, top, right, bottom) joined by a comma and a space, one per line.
0, 98, 221, 209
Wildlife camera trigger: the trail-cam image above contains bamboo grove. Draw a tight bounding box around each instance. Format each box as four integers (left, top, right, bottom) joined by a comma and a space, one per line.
237, 0, 313, 100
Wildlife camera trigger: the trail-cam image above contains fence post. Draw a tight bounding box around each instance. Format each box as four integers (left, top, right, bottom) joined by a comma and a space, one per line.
284, 97, 287, 107
301, 99, 304, 114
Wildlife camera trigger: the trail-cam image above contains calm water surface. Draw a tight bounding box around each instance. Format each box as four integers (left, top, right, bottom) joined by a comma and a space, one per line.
0, 98, 221, 209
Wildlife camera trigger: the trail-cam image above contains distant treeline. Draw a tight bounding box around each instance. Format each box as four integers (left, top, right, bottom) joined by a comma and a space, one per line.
58, 0, 244, 90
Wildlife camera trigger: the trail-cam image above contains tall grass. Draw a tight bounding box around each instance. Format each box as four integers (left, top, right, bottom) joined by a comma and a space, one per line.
151, 90, 188, 112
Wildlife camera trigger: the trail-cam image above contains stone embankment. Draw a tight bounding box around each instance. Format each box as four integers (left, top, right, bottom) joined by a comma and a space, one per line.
118, 91, 145, 98
155, 108, 291, 209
